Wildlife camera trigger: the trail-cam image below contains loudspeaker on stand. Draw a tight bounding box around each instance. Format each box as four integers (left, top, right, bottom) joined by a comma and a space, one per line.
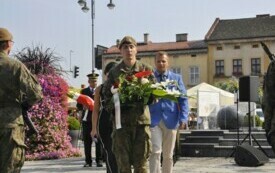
234, 144, 269, 167
239, 76, 259, 102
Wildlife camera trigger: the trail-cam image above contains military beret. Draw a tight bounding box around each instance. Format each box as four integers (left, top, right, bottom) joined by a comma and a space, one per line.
119, 36, 137, 49
87, 72, 99, 81
0, 28, 13, 41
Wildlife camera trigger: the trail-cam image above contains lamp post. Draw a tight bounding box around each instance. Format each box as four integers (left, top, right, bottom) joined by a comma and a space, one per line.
77, 0, 115, 73
69, 50, 73, 72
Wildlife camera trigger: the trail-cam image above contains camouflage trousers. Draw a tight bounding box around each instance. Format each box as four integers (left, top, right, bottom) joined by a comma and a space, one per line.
112, 125, 151, 173
263, 103, 275, 154
0, 126, 25, 173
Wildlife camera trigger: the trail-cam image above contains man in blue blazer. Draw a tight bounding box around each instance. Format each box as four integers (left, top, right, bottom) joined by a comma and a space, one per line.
149, 51, 189, 173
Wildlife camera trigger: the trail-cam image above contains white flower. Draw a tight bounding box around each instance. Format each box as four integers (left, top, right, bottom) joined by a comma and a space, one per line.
171, 88, 181, 96
166, 87, 181, 97
160, 81, 169, 86
111, 86, 118, 94
151, 83, 163, 89
141, 78, 149, 84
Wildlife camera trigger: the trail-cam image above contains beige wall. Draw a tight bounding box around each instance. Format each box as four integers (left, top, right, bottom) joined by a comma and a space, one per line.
169, 54, 208, 88
208, 39, 275, 84
103, 39, 275, 88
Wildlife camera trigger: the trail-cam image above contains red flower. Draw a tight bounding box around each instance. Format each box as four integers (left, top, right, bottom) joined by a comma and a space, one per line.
126, 75, 134, 81
134, 71, 152, 78
113, 81, 120, 88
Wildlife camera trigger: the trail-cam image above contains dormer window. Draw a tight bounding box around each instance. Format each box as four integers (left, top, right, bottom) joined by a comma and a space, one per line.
216, 46, 223, 50
234, 45, 240, 49
252, 44, 259, 48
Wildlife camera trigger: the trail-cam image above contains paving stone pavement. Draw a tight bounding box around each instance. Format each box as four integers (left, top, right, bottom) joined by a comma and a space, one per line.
21, 156, 275, 173
21, 141, 275, 173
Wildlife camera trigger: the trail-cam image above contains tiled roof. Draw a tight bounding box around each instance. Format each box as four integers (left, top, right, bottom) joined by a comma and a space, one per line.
106, 40, 207, 54
205, 14, 275, 41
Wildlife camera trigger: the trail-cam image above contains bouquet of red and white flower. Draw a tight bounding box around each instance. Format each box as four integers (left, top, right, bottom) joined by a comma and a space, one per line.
111, 71, 187, 104
111, 70, 189, 129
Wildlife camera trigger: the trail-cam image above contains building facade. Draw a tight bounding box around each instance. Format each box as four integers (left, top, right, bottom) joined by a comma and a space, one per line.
101, 14, 275, 88
205, 14, 275, 84
102, 33, 208, 88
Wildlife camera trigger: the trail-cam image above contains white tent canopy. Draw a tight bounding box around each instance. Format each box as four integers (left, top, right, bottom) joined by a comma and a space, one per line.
187, 82, 235, 109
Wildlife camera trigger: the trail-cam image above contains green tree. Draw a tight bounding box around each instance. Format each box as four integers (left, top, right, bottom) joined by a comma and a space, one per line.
214, 77, 238, 93
214, 77, 263, 105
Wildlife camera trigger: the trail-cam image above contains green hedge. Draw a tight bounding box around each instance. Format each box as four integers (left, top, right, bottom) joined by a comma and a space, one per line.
243, 114, 263, 127
67, 116, 80, 130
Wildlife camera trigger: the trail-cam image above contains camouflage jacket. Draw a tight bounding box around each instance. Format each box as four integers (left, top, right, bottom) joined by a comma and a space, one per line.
102, 60, 154, 126
0, 51, 43, 128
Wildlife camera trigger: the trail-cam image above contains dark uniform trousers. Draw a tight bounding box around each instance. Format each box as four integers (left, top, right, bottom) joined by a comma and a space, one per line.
82, 121, 102, 164
99, 108, 118, 173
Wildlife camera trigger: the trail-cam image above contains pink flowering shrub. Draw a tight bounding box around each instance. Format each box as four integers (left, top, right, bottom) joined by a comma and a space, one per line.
25, 74, 81, 160
15, 46, 81, 160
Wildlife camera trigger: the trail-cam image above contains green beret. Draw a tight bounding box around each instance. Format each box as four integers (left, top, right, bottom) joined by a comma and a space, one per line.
119, 36, 137, 49
0, 28, 13, 41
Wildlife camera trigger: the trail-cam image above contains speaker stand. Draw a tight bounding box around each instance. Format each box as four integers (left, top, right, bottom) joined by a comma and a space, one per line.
239, 101, 268, 156
230, 101, 268, 157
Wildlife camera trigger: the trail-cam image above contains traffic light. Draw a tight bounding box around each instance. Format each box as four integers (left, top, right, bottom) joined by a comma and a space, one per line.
74, 66, 79, 78
95, 46, 107, 70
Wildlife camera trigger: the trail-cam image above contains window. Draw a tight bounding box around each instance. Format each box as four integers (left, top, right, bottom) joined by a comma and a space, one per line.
170, 67, 181, 75
251, 58, 261, 75
216, 46, 223, 50
191, 54, 197, 57
215, 60, 224, 76
252, 44, 259, 48
234, 45, 240, 49
232, 59, 242, 76
189, 66, 199, 85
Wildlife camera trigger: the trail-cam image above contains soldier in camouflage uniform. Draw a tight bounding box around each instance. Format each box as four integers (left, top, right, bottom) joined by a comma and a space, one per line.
103, 36, 153, 173
262, 58, 275, 153
0, 28, 43, 173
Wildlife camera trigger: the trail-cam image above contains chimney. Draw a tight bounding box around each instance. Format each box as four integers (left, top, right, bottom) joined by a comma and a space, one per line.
256, 14, 270, 18
144, 33, 149, 44
116, 39, 120, 47
176, 33, 188, 42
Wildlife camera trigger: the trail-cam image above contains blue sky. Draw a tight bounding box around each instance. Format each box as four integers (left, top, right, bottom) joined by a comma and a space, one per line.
1, 0, 274, 87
